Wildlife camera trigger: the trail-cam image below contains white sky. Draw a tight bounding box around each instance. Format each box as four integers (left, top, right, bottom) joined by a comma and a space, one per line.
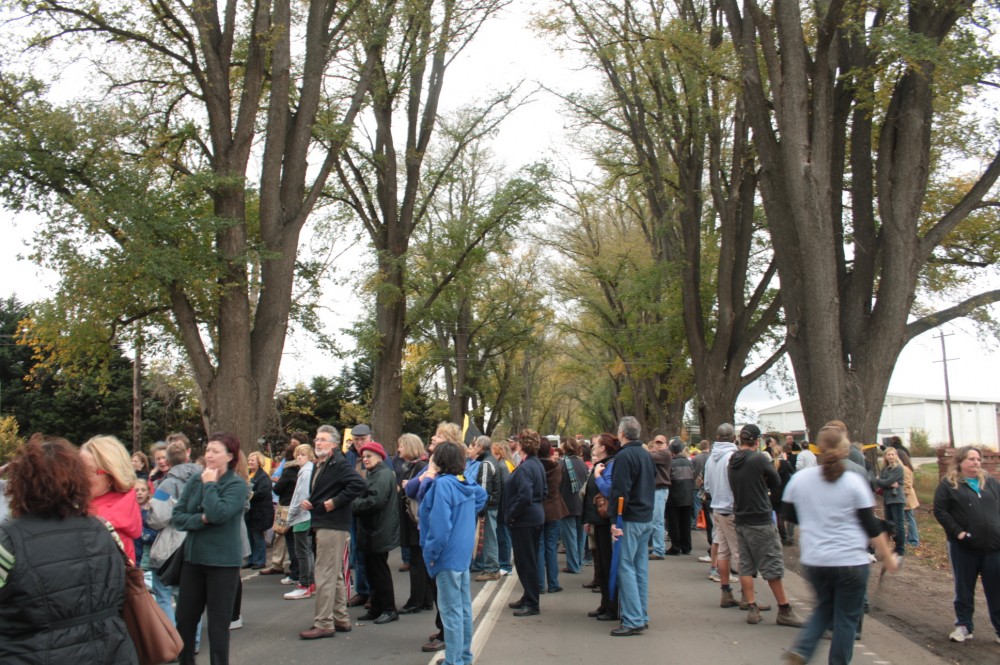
1, 1, 998, 411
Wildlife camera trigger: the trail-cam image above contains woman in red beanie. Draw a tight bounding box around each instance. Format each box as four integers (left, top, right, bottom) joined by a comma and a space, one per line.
352, 442, 401, 624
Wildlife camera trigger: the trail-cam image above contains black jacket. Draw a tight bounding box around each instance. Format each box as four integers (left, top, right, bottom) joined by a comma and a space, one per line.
399, 458, 427, 547
352, 461, 400, 552
934, 475, 1000, 554
582, 455, 613, 526
728, 448, 780, 526
308, 450, 366, 531
502, 455, 546, 527
474, 452, 504, 510
273, 462, 300, 507
610, 440, 655, 522
246, 468, 275, 532
559, 455, 588, 517
667, 456, 694, 507
0, 516, 138, 664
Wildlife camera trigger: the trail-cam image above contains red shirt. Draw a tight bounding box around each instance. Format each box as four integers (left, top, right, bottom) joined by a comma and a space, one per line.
89, 488, 143, 562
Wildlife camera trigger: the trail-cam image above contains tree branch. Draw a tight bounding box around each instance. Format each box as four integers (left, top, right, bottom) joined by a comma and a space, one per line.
905, 289, 1000, 343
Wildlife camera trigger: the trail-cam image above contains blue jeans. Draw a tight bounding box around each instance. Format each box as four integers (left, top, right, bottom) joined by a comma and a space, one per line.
497, 521, 512, 572
401, 545, 411, 565
791, 565, 869, 665
152, 571, 201, 650
349, 519, 369, 596
904, 509, 920, 546
650, 488, 668, 555
949, 541, 1000, 636
436, 569, 473, 665
249, 529, 267, 566
692, 489, 702, 528
473, 509, 499, 573
537, 521, 561, 591
884, 502, 905, 555
559, 515, 583, 572
618, 520, 654, 629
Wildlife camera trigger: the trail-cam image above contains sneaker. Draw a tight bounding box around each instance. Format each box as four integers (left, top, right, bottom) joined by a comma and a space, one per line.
229, 616, 243, 630
708, 568, 721, 582
776, 605, 806, 628
285, 586, 313, 600
475, 572, 500, 582
949, 625, 973, 642
746, 602, 762, 625
498, 569, 511, 576
280, 576, 297, 586
698, 555, 712, 563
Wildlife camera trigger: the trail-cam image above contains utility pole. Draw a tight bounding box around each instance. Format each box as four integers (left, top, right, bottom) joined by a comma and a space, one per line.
933, 331, 957, 448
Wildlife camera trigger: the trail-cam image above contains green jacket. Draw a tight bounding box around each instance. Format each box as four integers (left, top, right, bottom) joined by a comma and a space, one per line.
351, 462, 400, 553
173, 469, 248, 567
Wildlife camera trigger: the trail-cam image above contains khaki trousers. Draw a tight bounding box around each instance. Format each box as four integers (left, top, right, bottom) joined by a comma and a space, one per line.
313, 529, 351, 629
270, 527, 288, 569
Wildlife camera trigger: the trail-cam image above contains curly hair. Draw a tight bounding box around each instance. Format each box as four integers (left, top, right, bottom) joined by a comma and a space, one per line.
435, 422, 463, 445
7, 434, 90, 519
518, 429, 541, 456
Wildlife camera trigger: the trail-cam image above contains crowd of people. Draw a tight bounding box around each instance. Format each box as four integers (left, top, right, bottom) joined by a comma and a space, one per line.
1, 419, 999, 664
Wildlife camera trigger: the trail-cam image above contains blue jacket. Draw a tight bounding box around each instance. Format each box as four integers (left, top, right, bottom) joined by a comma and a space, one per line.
419, 474, 487, 577
501, 455, 546, 527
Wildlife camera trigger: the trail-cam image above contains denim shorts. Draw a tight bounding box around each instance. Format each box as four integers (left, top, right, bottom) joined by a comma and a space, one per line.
735, 523, 784, 580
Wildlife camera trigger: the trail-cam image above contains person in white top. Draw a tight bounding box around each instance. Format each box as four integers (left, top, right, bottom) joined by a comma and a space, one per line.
781, 426, 898, 665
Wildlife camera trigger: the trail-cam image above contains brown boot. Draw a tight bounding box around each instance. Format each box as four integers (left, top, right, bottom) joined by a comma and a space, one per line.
746, 602, 762, 624
777, 605, 806, 627
720, 588, 739, 608
740, 596, 771, 611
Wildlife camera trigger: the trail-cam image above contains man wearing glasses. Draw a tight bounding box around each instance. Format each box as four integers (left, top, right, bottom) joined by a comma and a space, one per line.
298, 425, 366, 640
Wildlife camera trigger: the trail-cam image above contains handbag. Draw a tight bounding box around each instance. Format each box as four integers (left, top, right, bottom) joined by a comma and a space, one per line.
273, 504, 291, 535
105, 521, 183, 665
156, 545, 184, 587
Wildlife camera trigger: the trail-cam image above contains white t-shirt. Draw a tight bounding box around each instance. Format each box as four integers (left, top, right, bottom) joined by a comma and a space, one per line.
796, 448, 817, 470
783, 466, 875, 567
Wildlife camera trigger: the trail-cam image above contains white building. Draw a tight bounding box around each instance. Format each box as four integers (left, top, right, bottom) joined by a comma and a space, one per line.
757, 392, 1000, 449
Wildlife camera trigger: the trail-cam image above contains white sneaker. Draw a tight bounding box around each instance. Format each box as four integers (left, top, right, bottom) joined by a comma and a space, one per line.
280, 576, 297, 585
229, 616, 243, 630
499, 569, 511, 576
284, 586, 312, 600
949, 625, 972, 642
698, 555, 712, 563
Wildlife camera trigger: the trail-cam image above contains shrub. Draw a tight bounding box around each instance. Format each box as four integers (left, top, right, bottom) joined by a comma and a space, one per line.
0, 415, 23, 465
909, 428, 935, 456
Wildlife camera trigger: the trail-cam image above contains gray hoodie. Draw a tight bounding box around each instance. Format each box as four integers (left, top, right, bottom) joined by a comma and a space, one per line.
704, 441, 738, 514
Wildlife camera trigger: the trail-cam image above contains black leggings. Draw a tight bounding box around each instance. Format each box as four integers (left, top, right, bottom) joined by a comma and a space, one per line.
176, 563, 240, 665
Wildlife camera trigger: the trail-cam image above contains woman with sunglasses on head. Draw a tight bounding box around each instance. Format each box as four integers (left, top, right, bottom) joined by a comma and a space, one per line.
81, 435, 143, 562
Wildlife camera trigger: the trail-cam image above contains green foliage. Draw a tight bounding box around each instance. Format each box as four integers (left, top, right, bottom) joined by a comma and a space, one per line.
909, 428, 936, 456
0, 416, 23, 465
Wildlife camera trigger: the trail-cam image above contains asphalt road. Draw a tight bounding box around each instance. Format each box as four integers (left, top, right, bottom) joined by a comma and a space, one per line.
221, 546, 949, 665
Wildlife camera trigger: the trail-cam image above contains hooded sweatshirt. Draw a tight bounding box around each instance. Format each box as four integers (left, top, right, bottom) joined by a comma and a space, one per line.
419, 474, 487, 577
703, 441, 738, 514
89, 489, 142, 561
727, 448, 780, 526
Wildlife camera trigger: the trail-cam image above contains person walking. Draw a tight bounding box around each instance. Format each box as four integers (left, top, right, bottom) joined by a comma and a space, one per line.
933, 446, 1000, 644
781, 426, 898, 664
